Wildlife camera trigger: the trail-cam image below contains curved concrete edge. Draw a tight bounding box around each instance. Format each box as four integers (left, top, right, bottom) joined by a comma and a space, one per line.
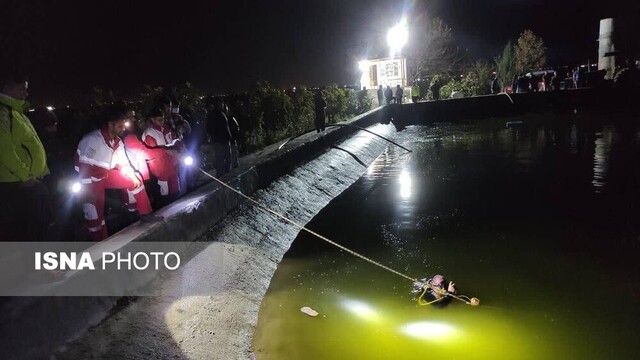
0, 107, 392, 360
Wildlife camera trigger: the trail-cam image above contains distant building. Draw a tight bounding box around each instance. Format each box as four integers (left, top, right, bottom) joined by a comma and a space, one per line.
359, 56, 407, 90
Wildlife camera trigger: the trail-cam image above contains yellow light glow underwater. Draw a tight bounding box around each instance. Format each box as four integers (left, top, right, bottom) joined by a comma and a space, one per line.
341, 299, 379, 321
399, 321, 457, 340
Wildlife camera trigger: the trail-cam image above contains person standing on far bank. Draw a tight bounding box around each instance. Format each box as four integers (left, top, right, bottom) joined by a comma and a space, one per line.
314, 90, 327, 133
384, 85, 393, 105
395, 85, 404, 104
206, 97, 233, 177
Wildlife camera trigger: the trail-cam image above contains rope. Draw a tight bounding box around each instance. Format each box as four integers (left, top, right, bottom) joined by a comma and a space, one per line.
199, 168, 480, 306
199, 168, 419, 283
417, 283, 480, 307
417, 287, 445, 306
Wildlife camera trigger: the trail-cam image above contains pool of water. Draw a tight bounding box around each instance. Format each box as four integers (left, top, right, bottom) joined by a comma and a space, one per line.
253, 114, 640, 359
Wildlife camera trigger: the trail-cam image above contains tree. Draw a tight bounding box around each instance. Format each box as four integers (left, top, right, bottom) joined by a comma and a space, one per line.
468, 60, 493, 96
514, 30, 546, 73
407, 17, 465, 81
323, 85, 348, 123
289, 87, 314, 134
494, 41, 517, 90
249, 81, 293, 144
344, 88, 357, 117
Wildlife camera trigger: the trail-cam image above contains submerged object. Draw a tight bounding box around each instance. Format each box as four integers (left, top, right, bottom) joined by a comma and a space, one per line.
300, 306, 319, 317
506, 121, 523, 128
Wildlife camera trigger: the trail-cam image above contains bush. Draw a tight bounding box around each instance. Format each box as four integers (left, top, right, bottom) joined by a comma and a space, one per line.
249, 81, 293, 145
289, 87, 315, 135
438, 64, 492, 99
323, 85, 348, 123
344, 89, 357, 117
439, 78, 460, 99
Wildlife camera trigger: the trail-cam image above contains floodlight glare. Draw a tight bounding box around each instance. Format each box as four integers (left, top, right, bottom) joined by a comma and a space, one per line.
358, 60, 369, 72
387, 18, 408, 56
183, 156, 194, 166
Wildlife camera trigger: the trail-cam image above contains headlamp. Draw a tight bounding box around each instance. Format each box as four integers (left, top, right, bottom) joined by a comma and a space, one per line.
70, 182, 82, 194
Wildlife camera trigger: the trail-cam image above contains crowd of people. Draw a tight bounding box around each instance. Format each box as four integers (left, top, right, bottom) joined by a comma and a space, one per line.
376, 84, 405, 106
0, 73, 242, 242
509, 69, 568, 93
506, 63, 640, 94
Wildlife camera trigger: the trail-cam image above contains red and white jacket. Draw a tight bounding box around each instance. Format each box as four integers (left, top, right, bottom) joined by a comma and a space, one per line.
75, 128, 129, 183
142, 123, 180, 147
122, 133, 154, 180
141, 123, 183, 176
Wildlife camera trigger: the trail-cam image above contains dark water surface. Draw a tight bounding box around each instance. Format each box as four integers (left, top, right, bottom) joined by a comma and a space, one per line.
253, 114, 640, 360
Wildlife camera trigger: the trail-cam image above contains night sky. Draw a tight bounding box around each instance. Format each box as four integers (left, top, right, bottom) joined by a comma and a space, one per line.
1, 0, 638, 105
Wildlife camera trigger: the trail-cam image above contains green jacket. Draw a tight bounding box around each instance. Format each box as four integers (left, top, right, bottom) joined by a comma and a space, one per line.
0, 94, 49, 182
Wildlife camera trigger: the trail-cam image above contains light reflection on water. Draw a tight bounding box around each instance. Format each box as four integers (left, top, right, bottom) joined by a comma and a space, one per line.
398, 170, 412, 200
253, 116, 640, 360
592, 126, 612, 193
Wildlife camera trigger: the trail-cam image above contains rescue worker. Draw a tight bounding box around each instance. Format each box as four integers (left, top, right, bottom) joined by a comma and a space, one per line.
75, 105, 158, 241
142, 108, 183, 205
159, 97, 191, 141
122, 109, 181, 207
0, 74, 51, 241
411, 83, 420, 103
415, 274, 457, 308
159, 98, 192, 195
